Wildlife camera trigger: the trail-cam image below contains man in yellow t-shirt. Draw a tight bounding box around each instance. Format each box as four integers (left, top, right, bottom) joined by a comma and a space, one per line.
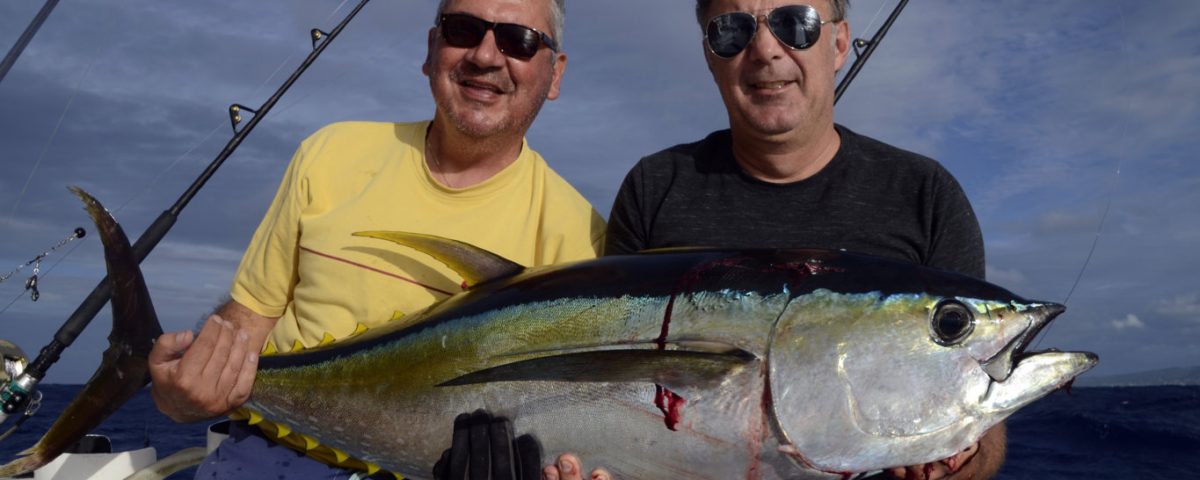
146, 0, 604, 478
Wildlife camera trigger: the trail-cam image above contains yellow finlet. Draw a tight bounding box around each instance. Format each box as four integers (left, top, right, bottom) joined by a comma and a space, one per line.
332, 448, 349, 463
390, 310, 406, 321
247, 410, 264, 425
366, 463, 381, 475
262, 341, 278, 355
319, 332, 336, 346
291, 339, 305, 353
275, 423, 292, 438
300, 434, 319, 451
228, 410, 248, 421
354, 322, 370, 335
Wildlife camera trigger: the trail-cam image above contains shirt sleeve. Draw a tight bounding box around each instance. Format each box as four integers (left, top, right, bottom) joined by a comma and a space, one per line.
604, 162, 650, 256
229, 144, 309, 317
926, 168, 986, 280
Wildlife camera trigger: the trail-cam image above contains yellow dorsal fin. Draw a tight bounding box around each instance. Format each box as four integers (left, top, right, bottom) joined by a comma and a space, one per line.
353, 231, 524, 288
247, 410, 264, 425
354, 323, 370, 335
275, 423, 292, 438
319, 332, 336, 346
291, 339, 305, 353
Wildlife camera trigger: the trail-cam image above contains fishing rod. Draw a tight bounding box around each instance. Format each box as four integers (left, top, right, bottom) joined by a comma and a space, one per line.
0, 0, 61, 87
0, 0, 373, 425
834, 0, 909, 105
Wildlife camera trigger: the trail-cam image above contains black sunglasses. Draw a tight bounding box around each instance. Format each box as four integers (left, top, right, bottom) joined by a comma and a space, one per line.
705, 5, 837, 59
438, 13, 559, 61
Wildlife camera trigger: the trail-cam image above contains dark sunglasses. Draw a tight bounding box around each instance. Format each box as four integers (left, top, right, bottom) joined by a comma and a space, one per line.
705, 5, 837, 58
438, 13, 559, 61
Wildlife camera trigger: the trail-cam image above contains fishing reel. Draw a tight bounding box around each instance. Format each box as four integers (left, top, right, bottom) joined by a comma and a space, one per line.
0, 340, 41, 435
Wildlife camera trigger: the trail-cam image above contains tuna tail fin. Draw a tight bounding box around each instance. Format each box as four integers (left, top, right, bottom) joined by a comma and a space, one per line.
353, 231, 524, 288
0, 187, 163, 476
72, 187, 164, 353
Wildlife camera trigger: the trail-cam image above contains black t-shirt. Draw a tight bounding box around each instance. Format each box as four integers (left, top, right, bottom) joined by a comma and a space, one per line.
605, 125, 985, 279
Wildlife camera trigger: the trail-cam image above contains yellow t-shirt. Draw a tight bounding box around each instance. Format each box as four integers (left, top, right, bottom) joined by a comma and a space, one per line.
230, 121, 605, 351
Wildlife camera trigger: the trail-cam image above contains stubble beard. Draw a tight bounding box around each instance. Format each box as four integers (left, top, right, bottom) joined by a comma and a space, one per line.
437, 64, 553, 141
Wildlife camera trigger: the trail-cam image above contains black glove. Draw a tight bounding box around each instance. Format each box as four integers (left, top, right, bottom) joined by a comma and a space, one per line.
433, 409, 543, 480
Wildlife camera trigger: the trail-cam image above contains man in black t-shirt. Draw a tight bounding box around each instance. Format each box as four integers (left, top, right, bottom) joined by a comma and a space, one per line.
604, 1, 1004, 478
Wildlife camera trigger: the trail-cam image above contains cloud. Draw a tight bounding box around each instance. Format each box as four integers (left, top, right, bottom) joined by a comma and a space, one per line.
1154, 292, 1200, 319
3, 0, 1199, 382
1110, 314, 1145, 331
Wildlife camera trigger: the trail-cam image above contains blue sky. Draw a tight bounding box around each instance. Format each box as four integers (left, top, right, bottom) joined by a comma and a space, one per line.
0, 0, 1197, 383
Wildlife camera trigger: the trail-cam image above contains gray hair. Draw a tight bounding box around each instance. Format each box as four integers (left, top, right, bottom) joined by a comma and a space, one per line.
694, 0, 848, 25
436, 0, 566, 49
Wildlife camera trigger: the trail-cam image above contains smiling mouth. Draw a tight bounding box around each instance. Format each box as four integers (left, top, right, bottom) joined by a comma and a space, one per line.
459, 79, 508, 95
750, 80, 794, 90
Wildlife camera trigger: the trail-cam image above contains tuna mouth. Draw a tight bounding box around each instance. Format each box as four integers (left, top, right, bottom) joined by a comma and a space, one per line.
980, 303, 1064, 382
977, 302, 1099, 413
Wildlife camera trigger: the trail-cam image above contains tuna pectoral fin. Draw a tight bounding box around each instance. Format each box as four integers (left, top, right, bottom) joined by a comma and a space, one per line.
0, 188, 162, 477
354, 231, 524, 288
438, 350, 754, 389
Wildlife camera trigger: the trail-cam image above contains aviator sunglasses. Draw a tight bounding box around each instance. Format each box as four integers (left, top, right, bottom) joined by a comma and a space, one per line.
705, 4, 838, 58
438, 13, 559, 61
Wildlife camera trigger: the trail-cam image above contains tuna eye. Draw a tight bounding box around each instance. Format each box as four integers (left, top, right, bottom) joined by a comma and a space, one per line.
931, 301, 975, 345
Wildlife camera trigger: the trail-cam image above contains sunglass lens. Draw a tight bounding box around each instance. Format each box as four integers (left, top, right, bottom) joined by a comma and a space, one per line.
707, 12, 757, 58
494, 24, 541, 60
440, 14, 487, 48
767, 5, 822, 50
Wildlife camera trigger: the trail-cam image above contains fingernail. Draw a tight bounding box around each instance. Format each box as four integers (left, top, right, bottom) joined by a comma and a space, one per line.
176, 331, 188, 344
559, 459, 573, 474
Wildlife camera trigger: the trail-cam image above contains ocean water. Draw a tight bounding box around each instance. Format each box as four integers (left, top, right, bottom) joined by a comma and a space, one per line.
0, 385, 1196, 479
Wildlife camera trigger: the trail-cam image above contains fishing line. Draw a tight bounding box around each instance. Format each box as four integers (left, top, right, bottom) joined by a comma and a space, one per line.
860, 0, 890, 36
0, 228, 85, 315
6, 51, 101, 221
1033, 11, 1130, 350
0, 240, 84, 315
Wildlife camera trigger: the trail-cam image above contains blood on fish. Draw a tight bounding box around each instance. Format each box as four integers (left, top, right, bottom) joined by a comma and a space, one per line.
654, 385, 686, 431
649, 255, 841, 433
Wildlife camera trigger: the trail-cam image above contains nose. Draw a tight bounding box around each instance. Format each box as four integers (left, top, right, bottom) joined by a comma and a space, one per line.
745, 16, 785, 62
464, 30, 505, 68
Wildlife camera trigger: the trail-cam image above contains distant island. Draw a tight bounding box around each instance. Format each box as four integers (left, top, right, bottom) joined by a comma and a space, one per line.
1075, 365, 1200, 387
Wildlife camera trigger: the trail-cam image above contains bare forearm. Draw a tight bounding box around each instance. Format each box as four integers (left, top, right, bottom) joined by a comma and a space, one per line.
149, 299, 278, 423
214, 299, 278, 350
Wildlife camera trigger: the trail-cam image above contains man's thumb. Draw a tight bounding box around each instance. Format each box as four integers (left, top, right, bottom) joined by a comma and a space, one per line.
149, 330, 194, 366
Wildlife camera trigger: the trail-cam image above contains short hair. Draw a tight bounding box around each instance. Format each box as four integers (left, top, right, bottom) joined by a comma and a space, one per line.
694, 0, 848, 26
436, 0, 566, 48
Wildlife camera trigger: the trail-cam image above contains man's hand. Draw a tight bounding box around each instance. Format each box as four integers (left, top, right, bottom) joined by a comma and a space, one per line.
885, 423, 1006, 480
433, 410, 544, 480
149, 301, 275, 423
541, 453, 612, 480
